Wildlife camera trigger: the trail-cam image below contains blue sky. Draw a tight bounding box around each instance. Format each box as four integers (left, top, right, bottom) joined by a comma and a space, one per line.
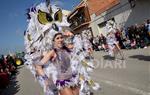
0, 0, 80, 54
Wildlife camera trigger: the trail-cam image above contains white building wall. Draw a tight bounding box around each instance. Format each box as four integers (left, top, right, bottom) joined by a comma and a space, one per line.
90, 0, 150, 36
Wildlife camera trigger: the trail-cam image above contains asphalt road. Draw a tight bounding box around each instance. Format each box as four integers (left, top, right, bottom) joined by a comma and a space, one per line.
1, 47, 150, 95
92, 47, 150, 95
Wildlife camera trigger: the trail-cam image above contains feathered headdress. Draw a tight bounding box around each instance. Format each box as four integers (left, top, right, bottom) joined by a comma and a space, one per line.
24, 0, 71, 71
106, 20, 117, 34
24, 0, 70, 53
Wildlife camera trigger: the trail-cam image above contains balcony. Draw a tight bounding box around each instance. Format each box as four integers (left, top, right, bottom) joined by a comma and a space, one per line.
67, 5, 90, 31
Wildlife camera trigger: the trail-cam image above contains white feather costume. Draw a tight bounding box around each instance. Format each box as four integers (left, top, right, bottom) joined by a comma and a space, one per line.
106, 20, 118, 56
24, 1, 100, 95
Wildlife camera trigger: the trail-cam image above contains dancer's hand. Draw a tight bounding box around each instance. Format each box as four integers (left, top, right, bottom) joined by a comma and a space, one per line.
64, 30, 74, 36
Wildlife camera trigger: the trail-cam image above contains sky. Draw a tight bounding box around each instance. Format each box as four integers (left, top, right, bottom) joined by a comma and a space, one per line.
0, 0, 80, 54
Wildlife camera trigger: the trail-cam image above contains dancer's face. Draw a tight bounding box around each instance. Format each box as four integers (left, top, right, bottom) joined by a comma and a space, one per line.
53, 33, 64, 48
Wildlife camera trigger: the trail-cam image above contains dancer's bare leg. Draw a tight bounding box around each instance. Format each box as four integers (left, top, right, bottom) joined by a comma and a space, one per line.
112, 47, 117, 58
115, 44, 124, 59
60, 87, 74, 95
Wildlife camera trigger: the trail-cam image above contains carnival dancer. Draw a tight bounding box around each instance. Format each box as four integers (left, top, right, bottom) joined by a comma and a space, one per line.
106, 20, 124, 59
49, 32, 80, 95
58, 30, 101, 95
24, 0, 73, 94
24, 0, 100, 95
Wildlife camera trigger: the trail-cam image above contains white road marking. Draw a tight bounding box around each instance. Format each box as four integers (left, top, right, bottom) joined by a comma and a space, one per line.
99, 79, 150, 95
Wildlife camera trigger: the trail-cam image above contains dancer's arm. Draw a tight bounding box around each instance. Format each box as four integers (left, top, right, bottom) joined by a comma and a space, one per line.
41, 50, 56, 64
35, 49, 56, 76
35, 50, 57, 90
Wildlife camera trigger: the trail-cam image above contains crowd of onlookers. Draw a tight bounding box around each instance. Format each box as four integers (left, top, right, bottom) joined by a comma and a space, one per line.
91, 19, 150, 51
0, 53, 24, 93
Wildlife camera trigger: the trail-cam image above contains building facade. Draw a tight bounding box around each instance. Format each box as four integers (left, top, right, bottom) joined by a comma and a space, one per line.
90, 0, 150, 36
67, 1, 91, 34
67, 0, 120, 35
68, 0, 150, 36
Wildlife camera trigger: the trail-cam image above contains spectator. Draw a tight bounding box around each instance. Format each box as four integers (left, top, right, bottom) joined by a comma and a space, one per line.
115, 29, 125, 49
99, 34, 107, 51
123, 38, 131, 49
131, 39, 136, 49
0, 65, 10, 89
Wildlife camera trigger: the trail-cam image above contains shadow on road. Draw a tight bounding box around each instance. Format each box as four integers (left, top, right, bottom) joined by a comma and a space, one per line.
1, 70, 20, 95
129, 55, 150, 61
103, 55, 115, 60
